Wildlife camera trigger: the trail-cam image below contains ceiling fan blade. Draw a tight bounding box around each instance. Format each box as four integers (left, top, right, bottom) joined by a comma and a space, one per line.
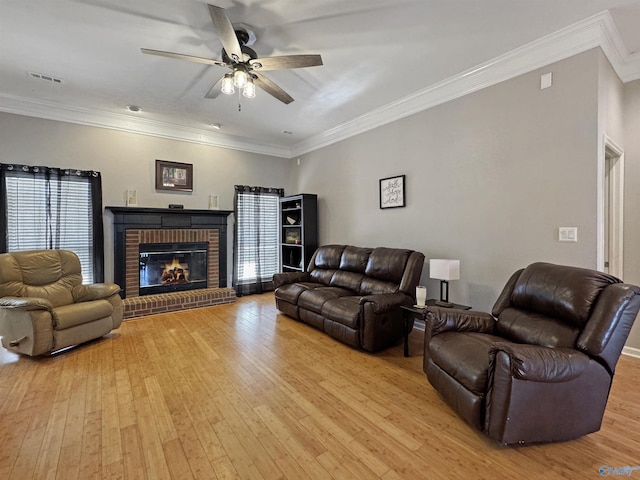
141, 48, 227, 67
253, 73, 294, 105
204, 75, 226, 99
208, 4, 242, 62
250, 54, 323, 71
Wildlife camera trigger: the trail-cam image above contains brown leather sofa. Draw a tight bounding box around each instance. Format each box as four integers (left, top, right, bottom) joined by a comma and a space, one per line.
0, 249, 123, 356
274, 244, 425, 352
423, 262, 640, 445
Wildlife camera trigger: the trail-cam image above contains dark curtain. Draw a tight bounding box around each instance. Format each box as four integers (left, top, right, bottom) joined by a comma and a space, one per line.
0, 163, 105, 282
233, 185, 284, 296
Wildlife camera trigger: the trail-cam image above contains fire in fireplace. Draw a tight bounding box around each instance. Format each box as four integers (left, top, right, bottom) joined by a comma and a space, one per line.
139, 242, 208, 295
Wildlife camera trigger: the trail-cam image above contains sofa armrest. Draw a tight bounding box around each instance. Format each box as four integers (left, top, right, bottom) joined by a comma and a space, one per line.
428, 307, 496, 336
72, 283, 121, 303
359, 292, 411, 314
0, 296, 53, 312
489, 343, 590, 382
273, 272, 311, 289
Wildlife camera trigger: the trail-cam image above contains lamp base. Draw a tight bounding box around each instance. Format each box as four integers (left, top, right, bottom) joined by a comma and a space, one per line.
435, 300, 454, 308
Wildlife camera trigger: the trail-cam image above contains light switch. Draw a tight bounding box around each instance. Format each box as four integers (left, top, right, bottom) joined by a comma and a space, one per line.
541, 72, 553, 89
559, 227, 577, 242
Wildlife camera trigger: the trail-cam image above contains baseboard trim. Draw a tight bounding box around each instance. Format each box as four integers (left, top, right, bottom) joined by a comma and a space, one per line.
622, 346, 640, 359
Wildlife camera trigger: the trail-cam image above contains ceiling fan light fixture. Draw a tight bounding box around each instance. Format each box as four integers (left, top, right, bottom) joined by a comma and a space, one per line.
221, 73, 235, 95
242, 78, 256, 98
233, 68, 249, 88
142, 4, 323, 106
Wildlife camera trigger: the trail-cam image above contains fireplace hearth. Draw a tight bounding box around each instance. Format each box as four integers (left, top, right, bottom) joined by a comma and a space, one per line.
139, 242, 208, 295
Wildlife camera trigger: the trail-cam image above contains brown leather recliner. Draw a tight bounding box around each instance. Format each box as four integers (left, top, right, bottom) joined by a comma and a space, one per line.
423, 262, 640, 445
0, 249, 123, 356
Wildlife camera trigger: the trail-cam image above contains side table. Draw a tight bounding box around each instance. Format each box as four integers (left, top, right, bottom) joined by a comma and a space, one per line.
400, 299, 471, 357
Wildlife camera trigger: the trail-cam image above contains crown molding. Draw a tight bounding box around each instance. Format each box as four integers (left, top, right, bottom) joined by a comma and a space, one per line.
0, 93, 293, 158
291, 10, 640, 157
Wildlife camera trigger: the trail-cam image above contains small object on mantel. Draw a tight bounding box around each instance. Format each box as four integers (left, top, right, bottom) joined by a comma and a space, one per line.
168, 204, 184, 209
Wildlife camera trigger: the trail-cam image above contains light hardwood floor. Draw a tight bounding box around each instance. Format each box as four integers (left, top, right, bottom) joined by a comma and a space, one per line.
1, 293, 639, 479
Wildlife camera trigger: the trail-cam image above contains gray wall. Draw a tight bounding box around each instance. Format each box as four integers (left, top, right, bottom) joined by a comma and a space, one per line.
624, 79, 640, 348
295, 50, 601, 314
0, 113, 293, 285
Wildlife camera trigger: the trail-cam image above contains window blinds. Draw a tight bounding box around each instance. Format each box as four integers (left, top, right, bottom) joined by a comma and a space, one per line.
235, 190, 280, 285
3, 167, 97, 284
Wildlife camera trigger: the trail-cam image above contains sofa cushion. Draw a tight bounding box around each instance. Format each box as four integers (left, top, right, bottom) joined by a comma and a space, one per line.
496, 308, 580, 348
339, 246, 372, 273
0, 250, 82, 307
310, 269, 337, 285
330, 271, 365, 292
313, 245, 346, 269
298, 287, 354, 314
322, 296, 363, 329
510, 262, 620, 328
360, 277, 399, 295
52, 299, 113, 330
429, 332, 505, 395
275, 282, 324, 304
364, 247, 411, 284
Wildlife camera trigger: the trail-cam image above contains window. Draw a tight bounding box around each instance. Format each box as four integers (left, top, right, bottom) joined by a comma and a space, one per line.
233, 185, 283, 295
0, 164, 104, 283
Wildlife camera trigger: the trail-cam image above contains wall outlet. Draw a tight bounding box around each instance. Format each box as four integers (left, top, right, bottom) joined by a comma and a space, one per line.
559, 227, 577, 242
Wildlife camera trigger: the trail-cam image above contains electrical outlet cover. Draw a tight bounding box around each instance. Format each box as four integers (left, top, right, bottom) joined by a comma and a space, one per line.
559, 227, 577, 242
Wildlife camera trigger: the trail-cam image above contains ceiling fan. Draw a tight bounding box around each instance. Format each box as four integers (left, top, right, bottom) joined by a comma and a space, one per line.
141, 4, 323, 105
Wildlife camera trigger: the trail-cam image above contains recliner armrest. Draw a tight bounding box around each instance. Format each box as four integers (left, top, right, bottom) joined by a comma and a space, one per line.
0, 296, 53, 312
359, 292, 411, 314
72, 283, 121, 303
489, 343, 590, 382
428, 307, 495, 336
273, 272, 311, 289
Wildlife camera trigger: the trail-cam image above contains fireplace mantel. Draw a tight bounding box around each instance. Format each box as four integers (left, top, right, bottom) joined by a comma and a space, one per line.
105, 206, 232, 298
106, 206, 232, 226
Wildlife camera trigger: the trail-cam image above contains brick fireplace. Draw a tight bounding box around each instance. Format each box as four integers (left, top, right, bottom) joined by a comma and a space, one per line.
106, 206, 236, 318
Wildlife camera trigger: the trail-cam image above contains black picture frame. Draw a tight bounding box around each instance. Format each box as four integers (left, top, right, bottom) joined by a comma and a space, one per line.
379, 175, 405, 209
155, 160, 193, 192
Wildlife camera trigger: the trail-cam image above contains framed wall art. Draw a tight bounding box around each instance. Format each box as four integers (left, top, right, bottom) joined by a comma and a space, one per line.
155, 160, 193, 192
379, 174, 405, 209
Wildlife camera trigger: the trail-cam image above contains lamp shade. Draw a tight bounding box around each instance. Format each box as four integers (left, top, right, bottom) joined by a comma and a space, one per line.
429, 259, 460, 281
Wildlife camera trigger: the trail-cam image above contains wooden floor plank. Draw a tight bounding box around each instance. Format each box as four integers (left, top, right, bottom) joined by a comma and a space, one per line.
1, 292, 639, 479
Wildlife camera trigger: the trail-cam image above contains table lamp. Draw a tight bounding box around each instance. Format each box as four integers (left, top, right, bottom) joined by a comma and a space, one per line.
429, 259, 460, 307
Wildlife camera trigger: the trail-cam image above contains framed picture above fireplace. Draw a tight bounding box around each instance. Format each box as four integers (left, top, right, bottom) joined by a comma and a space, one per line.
155, 160, 193, 192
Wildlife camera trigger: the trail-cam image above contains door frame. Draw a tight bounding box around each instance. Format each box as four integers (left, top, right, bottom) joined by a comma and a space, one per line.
597, 134, 624, 278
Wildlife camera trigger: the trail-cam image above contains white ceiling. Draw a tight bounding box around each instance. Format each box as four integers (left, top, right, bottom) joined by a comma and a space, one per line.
2, 0, 640, 158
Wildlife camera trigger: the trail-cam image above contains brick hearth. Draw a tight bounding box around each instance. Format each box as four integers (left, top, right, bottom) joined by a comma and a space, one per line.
122, 287, 235, 319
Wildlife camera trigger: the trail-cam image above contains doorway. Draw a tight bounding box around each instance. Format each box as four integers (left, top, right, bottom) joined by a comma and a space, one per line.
599, 136, 624, 278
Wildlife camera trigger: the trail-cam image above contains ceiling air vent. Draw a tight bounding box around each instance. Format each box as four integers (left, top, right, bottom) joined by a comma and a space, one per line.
28, 71, 64, 84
